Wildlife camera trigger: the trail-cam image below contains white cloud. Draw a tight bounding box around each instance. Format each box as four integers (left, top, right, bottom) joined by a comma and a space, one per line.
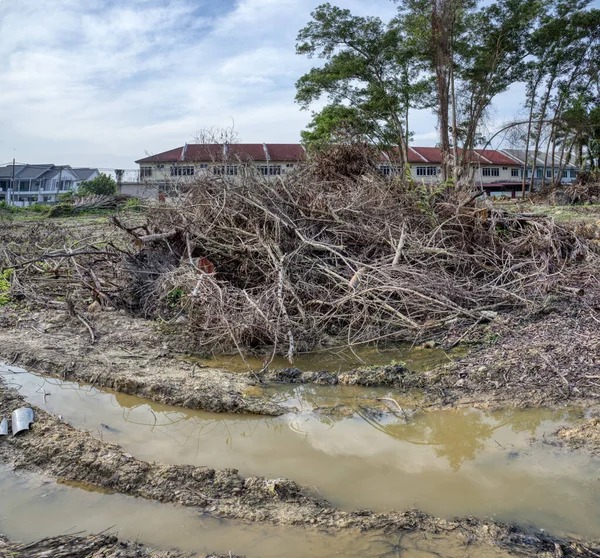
0, 0, 526, 169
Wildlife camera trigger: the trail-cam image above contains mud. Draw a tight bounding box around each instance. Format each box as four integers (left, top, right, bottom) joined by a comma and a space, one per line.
7, 366, 599, 537
2, 296, 600, 413
0, 308, 285, 416
0, 380, 598, 557
0, 532, 193, 558
551, 413, 600, 455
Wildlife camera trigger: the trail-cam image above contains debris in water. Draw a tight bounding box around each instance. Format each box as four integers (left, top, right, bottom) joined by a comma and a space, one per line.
11, 407, 34, 436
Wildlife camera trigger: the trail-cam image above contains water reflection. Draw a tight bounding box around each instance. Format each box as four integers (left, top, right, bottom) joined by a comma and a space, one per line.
183, 343, 467, 373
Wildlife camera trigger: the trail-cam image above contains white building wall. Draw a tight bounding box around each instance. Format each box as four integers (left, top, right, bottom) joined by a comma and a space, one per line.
138, 161, 300, 184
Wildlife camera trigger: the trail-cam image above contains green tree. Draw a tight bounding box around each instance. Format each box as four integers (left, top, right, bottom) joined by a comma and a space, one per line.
295, 3, 432, 173
397, 0, 542, 180
77, 174, 117, 196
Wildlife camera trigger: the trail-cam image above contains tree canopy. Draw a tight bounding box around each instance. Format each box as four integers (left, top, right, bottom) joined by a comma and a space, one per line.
296, 0, 600, 183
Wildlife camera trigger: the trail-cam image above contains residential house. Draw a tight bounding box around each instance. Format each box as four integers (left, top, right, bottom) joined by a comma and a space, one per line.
0, 164, 100, 206
133, 143, 580, 199
133, 143, 306, 194
500, 149, 578, 185
381, 147, 528, 197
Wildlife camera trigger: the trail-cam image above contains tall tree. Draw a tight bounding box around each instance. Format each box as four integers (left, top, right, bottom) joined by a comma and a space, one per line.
295, 4, 432, 173
397, 0, 542, 181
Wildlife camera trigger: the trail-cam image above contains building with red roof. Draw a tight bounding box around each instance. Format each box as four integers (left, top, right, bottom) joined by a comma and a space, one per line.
132, 142, 571, 199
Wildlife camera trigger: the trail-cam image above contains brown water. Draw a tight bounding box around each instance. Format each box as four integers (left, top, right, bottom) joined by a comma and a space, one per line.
0, 467, 513, 558
182, 343, 465, 373
2, 363, 599, 541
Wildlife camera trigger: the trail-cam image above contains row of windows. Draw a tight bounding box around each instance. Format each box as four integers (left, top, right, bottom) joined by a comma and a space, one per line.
256, 165, 282, 175
143, 163, 295, 179
143, 163, 578, 181
482, 168, 500, 177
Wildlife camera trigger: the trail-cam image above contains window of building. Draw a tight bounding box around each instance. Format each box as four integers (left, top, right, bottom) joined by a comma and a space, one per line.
170, 166, 195, 177
415, 166, 438, 176
511, 168, 519, 177
546, 169, 552, 178
562, 170, 568, 178
0, 181, 7, 191
140, 167, 152, 178
482, 168, 500, 177
536, 168, 542, 178
570, 169, 577, 178
256, 165, 281, 176
199, 164, 208, 169
286, 163, 294, 168
213, 165, 238, 176
379, 165, 392, 176
18, 180, 30, 191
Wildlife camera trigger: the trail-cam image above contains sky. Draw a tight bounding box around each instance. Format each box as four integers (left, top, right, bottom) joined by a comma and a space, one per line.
0, 0, 573, 170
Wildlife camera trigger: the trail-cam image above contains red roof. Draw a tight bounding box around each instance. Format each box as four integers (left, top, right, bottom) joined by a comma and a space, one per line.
137, 144, 520, 167
136, 143, 307, 164
475, 149, 519, 166
411, 147, 443, 164
136, 147, 183, 164
266, 144, 306, 162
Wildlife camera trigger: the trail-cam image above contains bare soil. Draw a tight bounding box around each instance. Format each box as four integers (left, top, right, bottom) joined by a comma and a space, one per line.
551, 415, 600, 455
0, 307, 285, 416
2, 292, 600, 415
0, 532, 192, 558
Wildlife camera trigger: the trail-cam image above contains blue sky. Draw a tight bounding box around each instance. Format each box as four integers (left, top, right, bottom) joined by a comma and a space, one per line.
0, 0, 593, 169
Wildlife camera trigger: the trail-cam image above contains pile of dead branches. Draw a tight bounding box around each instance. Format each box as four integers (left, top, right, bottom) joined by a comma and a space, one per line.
108, 161, 593, 359
2, 151, 596, 359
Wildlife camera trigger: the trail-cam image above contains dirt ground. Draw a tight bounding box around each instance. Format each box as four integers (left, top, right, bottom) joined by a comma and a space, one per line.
550, 416, 600, 455
2, 209, 600, 556
2, 288, 599, 416
0, 382, 597, 558
0, 307, 286, 416
0, 532, 194, 558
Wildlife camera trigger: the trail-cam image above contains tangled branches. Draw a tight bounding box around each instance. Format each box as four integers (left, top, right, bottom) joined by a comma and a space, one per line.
1, 156, 595, 360
112, 163, 592, 359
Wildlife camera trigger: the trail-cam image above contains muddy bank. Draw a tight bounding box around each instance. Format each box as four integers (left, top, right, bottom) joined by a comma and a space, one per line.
3, 291, 600, 413
0, 532, 195, 558
256, 301, 600, 409
0, 382, 598, 557
0, 308, 285, 416
543, 414, 600, 456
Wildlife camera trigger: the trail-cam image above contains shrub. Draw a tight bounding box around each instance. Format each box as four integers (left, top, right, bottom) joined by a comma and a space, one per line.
48, 203, 76, 218
78, 174, 117, 196
0, 268, 13, 305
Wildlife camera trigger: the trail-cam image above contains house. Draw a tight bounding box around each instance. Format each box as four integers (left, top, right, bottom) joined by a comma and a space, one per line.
0, 164, 100, 206
380, 147, 528, 197
72, 168, 100, 187
134, 143, 306, 187
133, 143, 579, 199
500, 149, 578, 185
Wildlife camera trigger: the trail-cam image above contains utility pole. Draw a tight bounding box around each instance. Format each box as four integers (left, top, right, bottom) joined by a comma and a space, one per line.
9, 158, 15, 206
57, 166, 63, 199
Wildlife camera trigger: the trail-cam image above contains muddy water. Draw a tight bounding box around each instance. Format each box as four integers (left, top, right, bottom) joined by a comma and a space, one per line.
0, 468, 513, 558
2, 364, 599, 540
183, 343, 465, 373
